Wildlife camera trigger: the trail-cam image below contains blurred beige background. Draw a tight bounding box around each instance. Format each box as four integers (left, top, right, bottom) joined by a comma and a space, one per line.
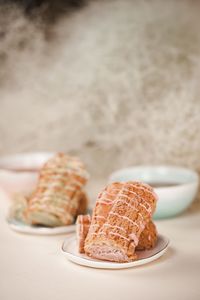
0, 0, 200, 202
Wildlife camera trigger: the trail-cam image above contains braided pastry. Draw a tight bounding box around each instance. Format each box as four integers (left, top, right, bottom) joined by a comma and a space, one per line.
81, 181, 157, 262
25, 153, 89, 226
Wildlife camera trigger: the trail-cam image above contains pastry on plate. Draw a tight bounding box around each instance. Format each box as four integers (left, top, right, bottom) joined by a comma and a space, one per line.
77, 181, 157, 262
76, 191, 88, 216
76, 215, 157, 254
8, 193, 29, 223
136, 220, 157, 250
25, 153, 89, 227
76, 214, 91, 253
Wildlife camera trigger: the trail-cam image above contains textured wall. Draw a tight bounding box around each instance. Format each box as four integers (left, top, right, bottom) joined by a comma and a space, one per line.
0, 0, 200, 201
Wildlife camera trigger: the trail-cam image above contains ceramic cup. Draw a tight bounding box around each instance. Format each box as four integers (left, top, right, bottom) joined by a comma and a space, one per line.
0, 152, 54, 196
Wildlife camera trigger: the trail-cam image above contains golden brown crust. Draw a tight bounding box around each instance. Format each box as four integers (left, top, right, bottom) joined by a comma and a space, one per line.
25, 153, 89, 226
84, 181, 157, 262
76, 215, 91, 253
136, 220, 157, 250
85, 182, 123, 246
77, 216, 157, 254
76, 191, 88, 216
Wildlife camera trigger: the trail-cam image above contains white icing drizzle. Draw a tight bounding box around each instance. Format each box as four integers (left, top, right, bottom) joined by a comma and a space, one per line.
97, 197, 114, 203
103, 189, 121, 196
108, 231, 130, 241
117, 187, 153, 215
30, 203, 67, 215
139, 202, 152, 214
103, 223, 126, 233
28, 153, 88, 225
126, 183, 158, 201
129, 232, 139, 245
38, 182, 75, 192
31, 196, 78, 209
138, 212, 144, 221
97, 200, 113, 205
122, 185, 155, 201
41, 167, 85, 177
87, 182, 157, 247
109, 212, 139, 228
115, 198, 137, 211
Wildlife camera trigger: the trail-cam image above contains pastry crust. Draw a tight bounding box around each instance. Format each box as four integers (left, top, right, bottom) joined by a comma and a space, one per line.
76, 191, 88, 216
84, 181, 157, 262
25, 153, 89, 226
137, 220, 157, 250
76, 215, 157, 254
76, 215, 91, 253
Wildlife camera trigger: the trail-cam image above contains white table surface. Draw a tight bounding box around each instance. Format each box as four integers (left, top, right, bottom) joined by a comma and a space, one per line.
0, 189, 200, 300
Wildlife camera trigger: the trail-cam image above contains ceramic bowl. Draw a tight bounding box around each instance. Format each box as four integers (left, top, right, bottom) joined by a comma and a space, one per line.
109, 165, 199, 219
0, 152, 54, 196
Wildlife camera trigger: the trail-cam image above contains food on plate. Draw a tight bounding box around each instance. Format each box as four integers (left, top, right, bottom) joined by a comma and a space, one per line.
25, 153, 89, 227
8, 193, 29, 223
9, 153, 89, 227
136, 220, 157, 250
76, 214, 91, 253
76, 191, 88, 216
76, 181, 158, 262
76, 215, 157, 254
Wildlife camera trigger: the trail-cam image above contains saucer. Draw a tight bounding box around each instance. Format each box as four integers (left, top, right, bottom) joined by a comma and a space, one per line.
7, 217, 76, 235
62, 234, 170, 269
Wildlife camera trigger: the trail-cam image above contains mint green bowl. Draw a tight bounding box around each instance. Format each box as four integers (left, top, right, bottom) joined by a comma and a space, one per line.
109, 166, 199, 219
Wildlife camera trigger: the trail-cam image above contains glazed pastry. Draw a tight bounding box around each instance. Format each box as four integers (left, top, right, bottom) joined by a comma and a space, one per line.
84, 181, 157, 262
76, 182, 122, 253
137, 220, 157, 250
25, 153, 89, 227
76, 214, 91, 253
85, 182, 123, 241
76, 215, 157, 254
9, 190, 88, 226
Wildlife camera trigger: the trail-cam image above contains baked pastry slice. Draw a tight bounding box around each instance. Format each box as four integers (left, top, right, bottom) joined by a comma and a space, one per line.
76, 215, 157, 254
85, 182, 123, 240
76, 191, 88, 216
76, 182, 122, 254
84, 181, 157, 262
137, 220, 157, 250
76, 215, 91, 253
25, 153, 89, 226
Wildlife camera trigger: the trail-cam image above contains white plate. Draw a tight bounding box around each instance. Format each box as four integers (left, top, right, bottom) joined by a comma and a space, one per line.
62, 234, 170, 269
7, 218, 76, 235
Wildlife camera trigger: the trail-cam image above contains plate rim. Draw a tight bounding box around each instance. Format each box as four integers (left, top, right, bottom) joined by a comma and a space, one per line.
7, 217, 76, 235
61, 234, 170, 269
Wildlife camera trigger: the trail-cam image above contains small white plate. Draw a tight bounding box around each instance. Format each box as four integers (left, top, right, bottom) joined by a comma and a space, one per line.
7, 218, 76, 235
62, 234, 170, 269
